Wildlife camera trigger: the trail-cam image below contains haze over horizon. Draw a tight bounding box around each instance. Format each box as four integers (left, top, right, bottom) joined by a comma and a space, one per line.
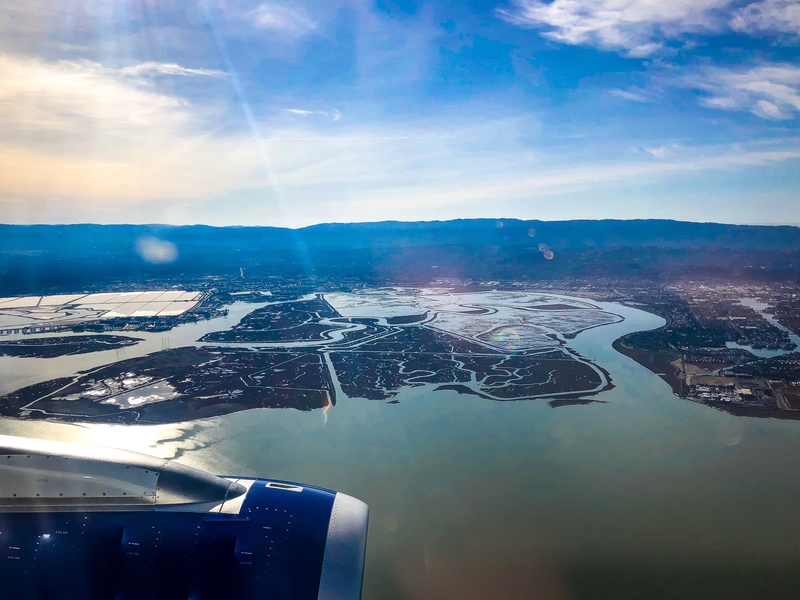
1, 0, 798, 227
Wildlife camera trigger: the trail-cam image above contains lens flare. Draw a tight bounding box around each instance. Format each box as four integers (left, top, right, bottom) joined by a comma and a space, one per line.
135, 236, 178, 264
489, 327, 521, 351
716, 420, 744, 446
322, 393, 332, 425
537, 242, 555, 260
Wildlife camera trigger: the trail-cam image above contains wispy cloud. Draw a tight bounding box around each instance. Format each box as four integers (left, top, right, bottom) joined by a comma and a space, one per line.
285, 109, 316, 117
0, 54, 193, 135
683, 64, 800, 120
610, 88, 652, 103
631, 143, 679, 158
495, 0, 732, 54
496, 0, 800, 55
626, 42, 664, 58
643, 145, 671, 158
285, 108, 341, 121
730, 0, 800, 36
330, 145, 800, 223
118, 62, 226, 78
248, 2, 316, 35
645, 148, 667, 158
0, 53, 234, 209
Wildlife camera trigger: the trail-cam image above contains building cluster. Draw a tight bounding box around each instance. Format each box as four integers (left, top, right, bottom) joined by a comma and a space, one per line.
689, 378, 787, 411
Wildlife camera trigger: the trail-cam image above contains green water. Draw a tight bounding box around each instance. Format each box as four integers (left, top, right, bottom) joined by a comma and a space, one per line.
1, 301, 799, 598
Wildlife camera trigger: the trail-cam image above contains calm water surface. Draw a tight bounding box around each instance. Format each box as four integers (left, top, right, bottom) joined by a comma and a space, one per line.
1, 298, 799, 599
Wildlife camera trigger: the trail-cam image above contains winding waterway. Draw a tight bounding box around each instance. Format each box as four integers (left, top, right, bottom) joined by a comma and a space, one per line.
1, 296, 799, 598
724, 298, 800, 358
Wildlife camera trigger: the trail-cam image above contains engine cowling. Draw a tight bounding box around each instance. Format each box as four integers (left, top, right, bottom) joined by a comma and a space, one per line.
0, 435, 368, 600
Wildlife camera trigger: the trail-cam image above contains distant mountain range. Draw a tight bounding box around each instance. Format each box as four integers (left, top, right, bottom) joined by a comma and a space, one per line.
1, 220, 799, 294
3, 219, 800, 253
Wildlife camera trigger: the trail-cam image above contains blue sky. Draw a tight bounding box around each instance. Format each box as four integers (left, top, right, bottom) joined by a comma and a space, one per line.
0, 0, 798, 226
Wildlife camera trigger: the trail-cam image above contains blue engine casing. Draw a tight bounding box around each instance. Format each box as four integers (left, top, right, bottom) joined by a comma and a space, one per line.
0, 436, 368, 600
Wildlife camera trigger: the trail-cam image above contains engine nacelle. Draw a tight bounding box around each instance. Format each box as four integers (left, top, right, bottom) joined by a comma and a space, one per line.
0, 435, 368, 600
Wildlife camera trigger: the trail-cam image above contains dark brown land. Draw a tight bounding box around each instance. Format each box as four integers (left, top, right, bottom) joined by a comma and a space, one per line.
0, 296, 615, 423
0, 335, 142, 358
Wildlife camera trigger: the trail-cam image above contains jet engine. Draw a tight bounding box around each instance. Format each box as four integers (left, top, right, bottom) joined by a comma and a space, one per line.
0, 435, 368, 600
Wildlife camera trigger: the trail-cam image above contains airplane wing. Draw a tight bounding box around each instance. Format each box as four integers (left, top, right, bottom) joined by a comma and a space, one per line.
0, 434, 368, 600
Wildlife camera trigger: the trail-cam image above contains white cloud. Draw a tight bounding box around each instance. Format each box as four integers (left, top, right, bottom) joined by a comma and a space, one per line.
285, 109, 316, 116
496, 0, 733, 53
752, 99, 785, 119
0, 53, 244, 207
496, 0, 800, 54
118, 63, 226, 78
626, 42, 663, 58
0, 54, 193, 135
644, 146, 668, 158
685, 64, 800, 120
610, 88, 651, 102
248, 3, 316, 35
632, 143, 678, 158
285, 108, 341, 121
730, 0, 800, 36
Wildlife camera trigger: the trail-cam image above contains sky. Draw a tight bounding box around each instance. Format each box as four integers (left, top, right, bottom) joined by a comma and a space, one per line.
0, 0, 798, 227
